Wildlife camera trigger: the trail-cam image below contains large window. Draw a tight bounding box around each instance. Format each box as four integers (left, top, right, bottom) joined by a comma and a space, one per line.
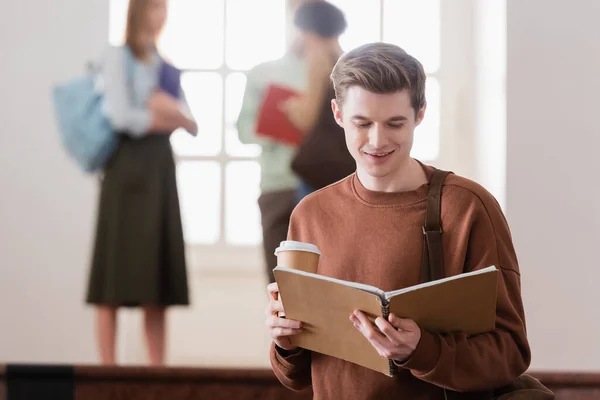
109, 0, 443, 269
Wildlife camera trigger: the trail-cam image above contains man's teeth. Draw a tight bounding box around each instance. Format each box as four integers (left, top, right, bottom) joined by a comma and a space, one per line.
370, 152, 390, 157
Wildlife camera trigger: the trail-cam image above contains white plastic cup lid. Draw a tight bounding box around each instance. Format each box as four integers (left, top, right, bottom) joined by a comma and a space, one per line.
274, 240, 322, 256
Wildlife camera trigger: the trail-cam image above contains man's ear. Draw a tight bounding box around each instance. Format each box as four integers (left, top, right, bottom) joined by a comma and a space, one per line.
331, 99, 344, 127
415, 102, 427, 127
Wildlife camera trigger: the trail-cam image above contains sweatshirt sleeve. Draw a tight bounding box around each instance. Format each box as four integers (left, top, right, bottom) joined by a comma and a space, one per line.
270, 343, 312, 391
269, 206, 313, 391
395, 188, 531, 392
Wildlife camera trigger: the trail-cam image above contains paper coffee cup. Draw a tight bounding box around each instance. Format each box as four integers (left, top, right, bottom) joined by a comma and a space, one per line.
274, 241, 321, 317
274, 240, 321, 274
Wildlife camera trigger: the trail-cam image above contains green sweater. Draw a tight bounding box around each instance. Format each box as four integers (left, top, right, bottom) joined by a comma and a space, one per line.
236, 53, 306, 193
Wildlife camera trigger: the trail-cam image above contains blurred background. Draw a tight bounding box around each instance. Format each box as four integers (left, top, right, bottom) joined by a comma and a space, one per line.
0, 0, 598, 373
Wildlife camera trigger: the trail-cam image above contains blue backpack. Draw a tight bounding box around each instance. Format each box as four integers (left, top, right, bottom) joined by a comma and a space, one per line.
52, 47, 135, 173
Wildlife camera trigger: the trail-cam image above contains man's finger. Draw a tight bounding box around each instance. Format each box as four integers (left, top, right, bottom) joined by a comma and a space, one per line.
267, 283, 279, 300
265, 299, 285, 316
352, 311, 386, 343
350, 313, 392, 358
271, 327, 302, 339
374, 317, 401, 346
266, 314, 302, 330
388, 313, 418, 332
271, 300, 284, 314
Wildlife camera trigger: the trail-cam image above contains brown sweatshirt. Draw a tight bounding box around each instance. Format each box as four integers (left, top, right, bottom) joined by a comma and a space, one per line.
270, 164, 531, 399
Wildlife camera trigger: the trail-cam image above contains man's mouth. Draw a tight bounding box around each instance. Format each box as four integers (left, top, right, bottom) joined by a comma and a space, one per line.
364, 150, 395, 158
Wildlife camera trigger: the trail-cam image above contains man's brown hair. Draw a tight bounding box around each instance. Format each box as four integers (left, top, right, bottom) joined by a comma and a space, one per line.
331, 42, 427, 114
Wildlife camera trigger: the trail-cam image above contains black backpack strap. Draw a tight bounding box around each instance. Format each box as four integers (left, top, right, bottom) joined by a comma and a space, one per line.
420, 169, 452, 282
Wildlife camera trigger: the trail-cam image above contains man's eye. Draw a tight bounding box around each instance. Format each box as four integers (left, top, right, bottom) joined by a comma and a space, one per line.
389, 124, 404, 129
356, 122, 371, 128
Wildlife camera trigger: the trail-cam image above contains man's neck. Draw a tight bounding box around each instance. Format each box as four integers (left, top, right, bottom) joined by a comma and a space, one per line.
356, 159, 428, 193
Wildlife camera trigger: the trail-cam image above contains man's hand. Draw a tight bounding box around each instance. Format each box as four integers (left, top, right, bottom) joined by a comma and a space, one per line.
350, 310, 421, 362
265, 283, 302, 351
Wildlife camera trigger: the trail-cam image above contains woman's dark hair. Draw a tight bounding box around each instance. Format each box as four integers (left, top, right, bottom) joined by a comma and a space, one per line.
294, 1, 347, 38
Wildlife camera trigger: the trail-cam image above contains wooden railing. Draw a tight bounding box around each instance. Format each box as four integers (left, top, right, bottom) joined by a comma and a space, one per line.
529, 372, 600, 399
1, 365, 599, 399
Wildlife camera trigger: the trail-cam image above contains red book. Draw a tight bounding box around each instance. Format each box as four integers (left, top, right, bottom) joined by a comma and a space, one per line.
255, 84, 303, 146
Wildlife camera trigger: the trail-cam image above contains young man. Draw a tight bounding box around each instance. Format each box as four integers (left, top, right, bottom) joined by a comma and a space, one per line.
265, 43, 531, 398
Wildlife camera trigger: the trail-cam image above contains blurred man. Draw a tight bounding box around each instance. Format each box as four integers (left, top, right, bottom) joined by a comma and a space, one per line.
236, 0, 317, 283
281, 1, 353, 201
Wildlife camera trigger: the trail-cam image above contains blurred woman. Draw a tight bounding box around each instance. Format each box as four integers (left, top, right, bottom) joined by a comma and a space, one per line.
86, 0, 196, 366
283, 1, 355, 201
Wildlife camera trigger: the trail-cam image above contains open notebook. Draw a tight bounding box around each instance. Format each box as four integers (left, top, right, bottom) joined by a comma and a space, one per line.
274, 266, 499, 376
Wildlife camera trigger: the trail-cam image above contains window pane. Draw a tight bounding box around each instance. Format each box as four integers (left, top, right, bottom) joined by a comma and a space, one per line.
328, 0, 381, 51
383, 0, 440, 73
225, 73, 261, 157
159, 0, 224, 69
411, 77, 440, 161
177, 161, 221, 244
225, 161, 262, 245
108, 0, 127, 45
109, 0, 225, 68
171, 72, 223, 157
225, 0, 286, 70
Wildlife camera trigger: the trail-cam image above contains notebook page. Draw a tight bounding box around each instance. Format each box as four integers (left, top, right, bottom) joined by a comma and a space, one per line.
384, 266, 498, 300
274, 266, 386, 299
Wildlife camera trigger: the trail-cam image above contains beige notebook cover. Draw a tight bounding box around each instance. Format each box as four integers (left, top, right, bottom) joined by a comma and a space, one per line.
273, 266, 499, 376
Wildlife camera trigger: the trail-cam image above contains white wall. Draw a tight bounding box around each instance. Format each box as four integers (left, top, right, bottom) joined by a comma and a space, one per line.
0, 0, 108, 363
507, 0, 600, 370
474, 0, 506, 208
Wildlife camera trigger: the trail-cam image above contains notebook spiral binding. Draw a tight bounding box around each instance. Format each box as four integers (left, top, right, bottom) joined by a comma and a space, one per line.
380, 299, 397, 377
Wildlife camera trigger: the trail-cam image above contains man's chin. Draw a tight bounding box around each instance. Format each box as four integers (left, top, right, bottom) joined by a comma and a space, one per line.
361, 165, 393, 179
